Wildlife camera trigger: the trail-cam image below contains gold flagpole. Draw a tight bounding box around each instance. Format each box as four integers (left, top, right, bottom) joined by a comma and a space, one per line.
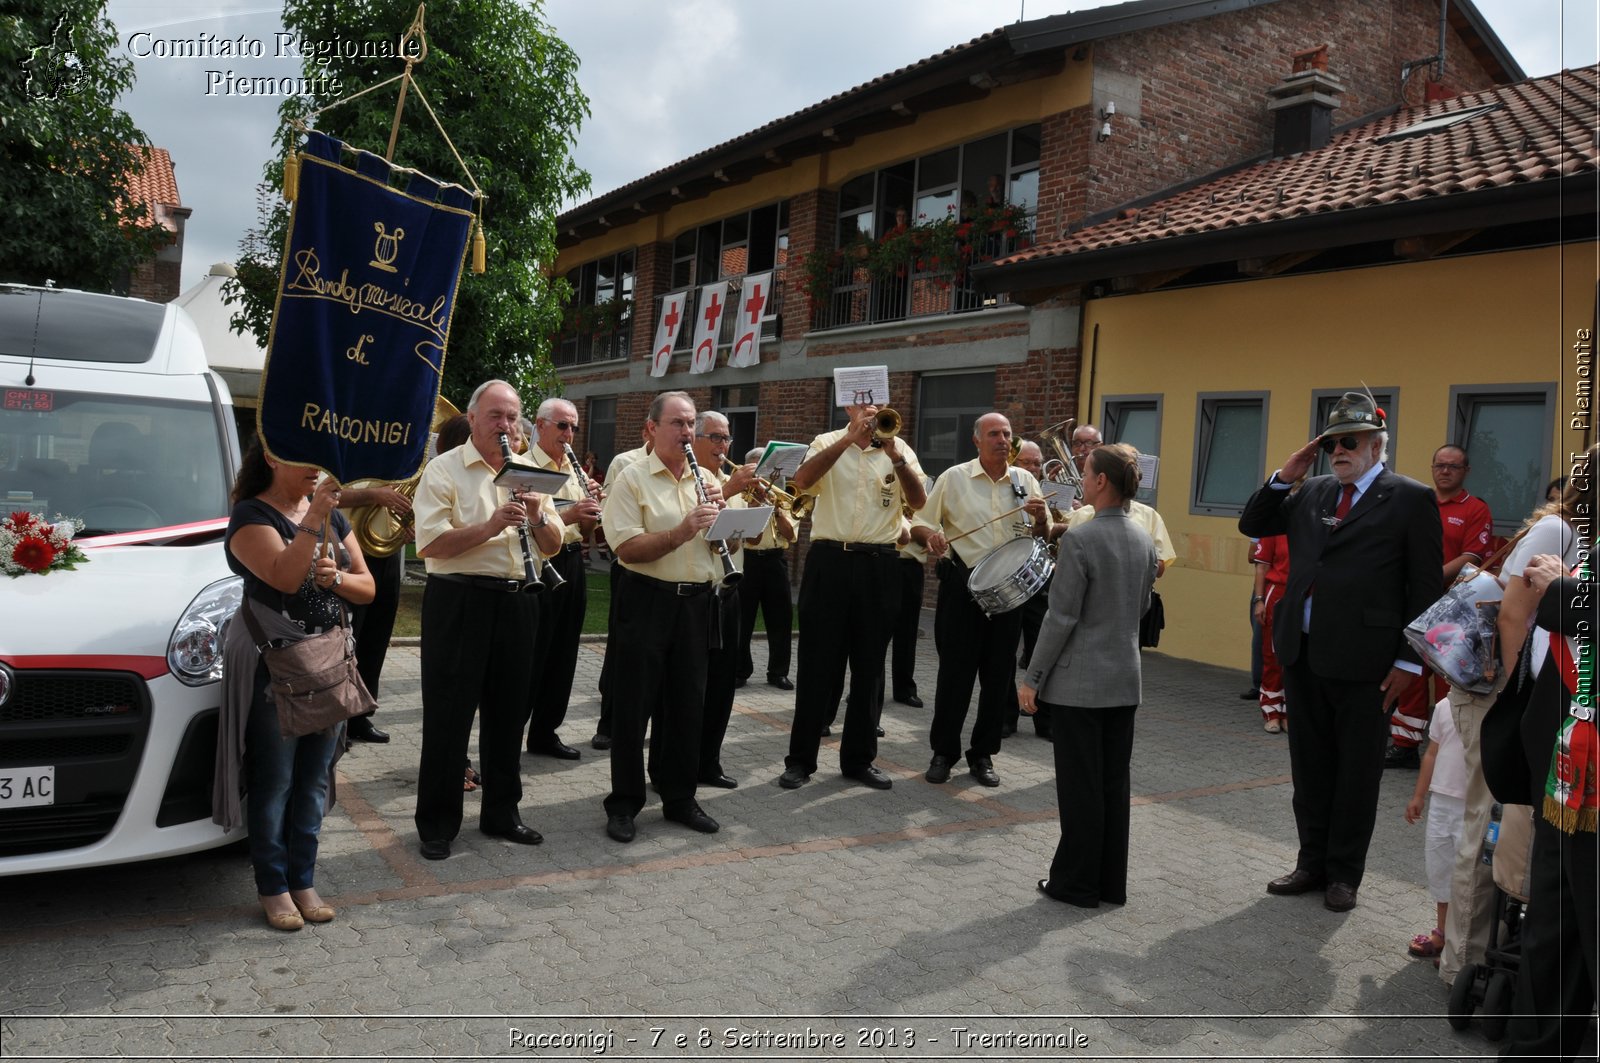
385, 5, 429, 163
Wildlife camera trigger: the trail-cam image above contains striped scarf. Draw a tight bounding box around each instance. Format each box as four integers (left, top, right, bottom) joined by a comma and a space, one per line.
1544, 558, 1596, 834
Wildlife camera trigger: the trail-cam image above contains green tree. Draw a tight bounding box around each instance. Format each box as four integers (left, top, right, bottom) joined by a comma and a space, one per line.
0, 1, 165, 290
228, 0, 590, 407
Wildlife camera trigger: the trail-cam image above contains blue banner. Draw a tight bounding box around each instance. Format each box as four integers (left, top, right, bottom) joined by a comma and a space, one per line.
258, 131, 474, 483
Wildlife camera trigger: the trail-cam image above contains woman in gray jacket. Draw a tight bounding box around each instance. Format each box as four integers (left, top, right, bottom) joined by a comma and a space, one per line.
1019, 443, 1158, 908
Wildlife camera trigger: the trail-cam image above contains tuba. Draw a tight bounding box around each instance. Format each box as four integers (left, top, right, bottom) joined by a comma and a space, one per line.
350, 395, 461, 557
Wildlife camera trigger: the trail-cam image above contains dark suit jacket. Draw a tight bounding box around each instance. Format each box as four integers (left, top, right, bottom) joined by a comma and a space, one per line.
1239, 468, 1442, 682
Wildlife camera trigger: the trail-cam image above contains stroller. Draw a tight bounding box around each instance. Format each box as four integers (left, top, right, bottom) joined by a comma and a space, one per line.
1447, 803, 1534, 1040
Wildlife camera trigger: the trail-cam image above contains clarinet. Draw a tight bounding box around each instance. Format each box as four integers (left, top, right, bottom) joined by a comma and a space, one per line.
563, 443, 602, 526
682, 443, 742, 592
497, 432, 545, 594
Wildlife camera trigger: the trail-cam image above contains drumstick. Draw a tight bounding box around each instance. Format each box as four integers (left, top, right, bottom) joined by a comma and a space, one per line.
944, 502, 1032, 545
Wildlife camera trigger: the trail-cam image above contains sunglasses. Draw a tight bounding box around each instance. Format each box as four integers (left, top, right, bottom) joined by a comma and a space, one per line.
1319, 434, 1368, 454
697, 432, 733, 444
548, 420, 576, 431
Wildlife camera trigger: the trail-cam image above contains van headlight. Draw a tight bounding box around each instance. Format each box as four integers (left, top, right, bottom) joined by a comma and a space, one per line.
167, 576, 244, 685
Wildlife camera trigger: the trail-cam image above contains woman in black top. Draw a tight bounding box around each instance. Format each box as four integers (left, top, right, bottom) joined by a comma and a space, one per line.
223, 439, 374, 931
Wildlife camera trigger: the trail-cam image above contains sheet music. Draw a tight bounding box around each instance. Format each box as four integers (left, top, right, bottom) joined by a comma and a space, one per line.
706, 505, 773, 542
755, 442, 808, 481
832, 366, 890, 407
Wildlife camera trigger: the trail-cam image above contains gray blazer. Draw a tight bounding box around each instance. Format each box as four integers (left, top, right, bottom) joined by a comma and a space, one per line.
1024, 507, 1158, 708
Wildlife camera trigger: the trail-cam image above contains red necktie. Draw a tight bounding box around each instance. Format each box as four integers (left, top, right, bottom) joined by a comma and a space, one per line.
1333, 483, 1356, 523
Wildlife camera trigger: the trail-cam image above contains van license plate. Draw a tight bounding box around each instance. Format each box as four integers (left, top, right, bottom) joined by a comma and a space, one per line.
0, 767, 55, 808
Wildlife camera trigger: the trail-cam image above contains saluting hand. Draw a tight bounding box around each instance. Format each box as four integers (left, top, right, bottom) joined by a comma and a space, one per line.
1277, 438, 1322, 484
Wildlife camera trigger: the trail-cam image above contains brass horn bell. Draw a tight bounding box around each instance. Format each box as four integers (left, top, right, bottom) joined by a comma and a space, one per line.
350, 395, 461, 558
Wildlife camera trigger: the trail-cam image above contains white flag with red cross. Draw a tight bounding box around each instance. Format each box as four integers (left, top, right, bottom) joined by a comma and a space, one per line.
649, 291, 688, 378
727, 272, 772, 369
688, 281, 729, 375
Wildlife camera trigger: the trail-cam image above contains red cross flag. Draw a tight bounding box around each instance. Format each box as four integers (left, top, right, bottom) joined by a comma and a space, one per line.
688, 281, 729, 375
727, 272, 771, 369
650, 291, 688, 378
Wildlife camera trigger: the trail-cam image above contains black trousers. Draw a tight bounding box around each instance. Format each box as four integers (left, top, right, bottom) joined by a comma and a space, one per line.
351, 550, 403, 713
415, 576, 538, 842
1045, 701, 1136, 906
526, 543, 587, 748
604, 575, 712, 818
739, 550, 792, 681
1008, 580, 1052, 733
787, 544, 899, 775
1281, 654, 1390, 886
929, 558, 1021, 762
891, 555, 924, 699
1503, 814, 1598, 1061
702, 588, 742, 777
595, 559, 627, 739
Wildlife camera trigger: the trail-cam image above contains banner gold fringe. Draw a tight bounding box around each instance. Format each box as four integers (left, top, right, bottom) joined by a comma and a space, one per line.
1544, 794, 1599, 834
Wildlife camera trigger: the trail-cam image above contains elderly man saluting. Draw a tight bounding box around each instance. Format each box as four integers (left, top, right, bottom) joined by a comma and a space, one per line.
1238, 392, 1441, 912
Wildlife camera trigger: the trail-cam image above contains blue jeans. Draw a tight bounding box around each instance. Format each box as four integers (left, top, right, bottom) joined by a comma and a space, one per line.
244, 665, 339, 895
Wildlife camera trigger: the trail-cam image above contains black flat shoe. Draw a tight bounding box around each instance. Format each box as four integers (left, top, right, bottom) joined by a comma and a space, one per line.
419, 839, 451, 861
778, 767, 811, 790
347, 717, 390, 743
767, 675, 794, 690
664, 802, 719, 834
895, 693, 924, 708
843, 764, 893, 790
591, 733, 612, 750
968, 757, 1000, 787
1266, 869, 1325, 895
699, 773, 738, 789
606, 814, 635, 843
482, 823, 544, 845
528, 737, 581, 760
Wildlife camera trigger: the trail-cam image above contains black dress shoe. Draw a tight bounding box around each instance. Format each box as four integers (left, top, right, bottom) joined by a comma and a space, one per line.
1266, 869, 1326, 895
591, 733, 612, 751
1037, 879, 1098, 908
767, 675, 794, 691
699, 772, 738, 789
606, 814, 635, 843
482, 823, 543, 845
1239, 687, 1260, 700
348, 716, 390, 743
528, 737, 581, 760
1383, 744, 1420, 770
895, 693, 924, 708
875, 725, 886, 737
925, 754, 953, 784
664, 802, 720, 834
968, 757, 1000, 787
844, 764, 893, 790
1324, 882, 1358, 912
419, 839, 451, 860
778, 767, 811, 789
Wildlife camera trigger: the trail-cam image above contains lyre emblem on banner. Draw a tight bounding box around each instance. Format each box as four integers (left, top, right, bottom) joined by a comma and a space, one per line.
370, 222, 406, 273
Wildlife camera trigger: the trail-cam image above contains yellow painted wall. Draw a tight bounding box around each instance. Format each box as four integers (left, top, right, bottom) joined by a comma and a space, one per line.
1082, 242, 1596, 672
555, 50, 1093, 274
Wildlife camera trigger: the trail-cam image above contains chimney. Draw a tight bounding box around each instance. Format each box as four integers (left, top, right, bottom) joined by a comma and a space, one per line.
1267, 45, 1345, 155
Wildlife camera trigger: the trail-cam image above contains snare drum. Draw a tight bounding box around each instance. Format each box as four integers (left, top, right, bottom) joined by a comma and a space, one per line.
967, 537, 1054, 617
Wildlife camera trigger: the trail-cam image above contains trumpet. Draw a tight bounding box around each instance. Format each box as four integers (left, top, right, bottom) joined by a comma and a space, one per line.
497, 432, 553, 594
683, 443, 742, 592
869, 406, 901, 446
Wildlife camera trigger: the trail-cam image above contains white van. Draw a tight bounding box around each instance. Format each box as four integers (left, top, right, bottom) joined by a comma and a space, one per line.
0, 284, 243, 875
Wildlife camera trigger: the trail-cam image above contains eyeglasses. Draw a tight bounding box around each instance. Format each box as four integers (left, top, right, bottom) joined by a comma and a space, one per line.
547, 420, 576, 432
697, 433, 732, 444
1431, 462, 1465, 471
1070, 439, 1102, 450
1319, 434, 1367, 454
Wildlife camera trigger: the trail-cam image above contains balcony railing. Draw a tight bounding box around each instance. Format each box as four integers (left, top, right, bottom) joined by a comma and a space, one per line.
552, 307, 631, 369
808, 227, 1030, 333
652, 266, 787, 360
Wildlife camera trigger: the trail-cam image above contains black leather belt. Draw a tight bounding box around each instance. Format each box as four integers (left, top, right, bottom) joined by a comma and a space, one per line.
561, 542, 584, 553
632, 572, 715, 597
813, 539, 896, 556
430, 572, 534, 594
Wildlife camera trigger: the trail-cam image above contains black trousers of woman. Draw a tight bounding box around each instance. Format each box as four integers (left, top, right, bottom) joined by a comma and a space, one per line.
1042, 700, 1136, 907
1501, 814, 1598, 1062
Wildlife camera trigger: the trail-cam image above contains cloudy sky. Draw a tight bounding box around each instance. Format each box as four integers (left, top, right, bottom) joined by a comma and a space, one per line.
98, 0, 1597, 292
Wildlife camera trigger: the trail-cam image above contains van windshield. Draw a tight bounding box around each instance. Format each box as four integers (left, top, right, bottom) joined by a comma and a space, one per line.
0, 389, 231, 536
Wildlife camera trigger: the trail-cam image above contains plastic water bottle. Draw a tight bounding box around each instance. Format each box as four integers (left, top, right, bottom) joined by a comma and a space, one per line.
1481, 802, 1503, 866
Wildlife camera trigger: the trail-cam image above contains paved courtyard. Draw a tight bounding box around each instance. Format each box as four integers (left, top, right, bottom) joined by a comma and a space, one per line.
0, 621, 1502, 1060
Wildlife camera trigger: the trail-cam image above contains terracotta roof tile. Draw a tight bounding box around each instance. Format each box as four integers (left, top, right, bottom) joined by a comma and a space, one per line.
124, 146, 181, 210
998, 66, 1599, 266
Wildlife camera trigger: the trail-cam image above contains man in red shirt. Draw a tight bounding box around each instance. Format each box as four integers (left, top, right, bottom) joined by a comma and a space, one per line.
1250, 534, 1291, 732
1384, 444, 1493, 768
